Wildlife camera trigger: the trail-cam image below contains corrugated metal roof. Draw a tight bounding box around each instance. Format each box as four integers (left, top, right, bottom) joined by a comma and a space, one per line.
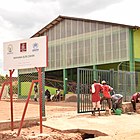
31, 15, 140, 38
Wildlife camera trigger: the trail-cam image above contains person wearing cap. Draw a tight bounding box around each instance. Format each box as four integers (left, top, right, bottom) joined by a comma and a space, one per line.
100, 80, 113, 115
90, 79, 103, 116
131, 92, 140, 112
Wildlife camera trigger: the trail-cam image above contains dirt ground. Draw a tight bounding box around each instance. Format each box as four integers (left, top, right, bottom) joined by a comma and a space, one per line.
0, 100, 140, 140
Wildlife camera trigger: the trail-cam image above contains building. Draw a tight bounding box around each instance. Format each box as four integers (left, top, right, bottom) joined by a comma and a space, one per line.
18, 15, 140, 96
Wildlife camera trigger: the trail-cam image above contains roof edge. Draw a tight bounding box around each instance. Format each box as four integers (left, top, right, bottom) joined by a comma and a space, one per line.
31, 15, 140, 38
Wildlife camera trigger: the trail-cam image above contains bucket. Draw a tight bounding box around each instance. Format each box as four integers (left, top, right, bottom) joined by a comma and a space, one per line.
114, 109, 122, 115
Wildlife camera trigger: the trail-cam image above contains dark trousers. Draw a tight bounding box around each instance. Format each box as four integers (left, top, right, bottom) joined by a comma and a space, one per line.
131, 100, 139, 111
100, 97, 112, 109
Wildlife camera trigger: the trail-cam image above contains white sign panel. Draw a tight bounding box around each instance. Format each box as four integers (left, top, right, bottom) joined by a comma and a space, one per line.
3, 36, 48, 70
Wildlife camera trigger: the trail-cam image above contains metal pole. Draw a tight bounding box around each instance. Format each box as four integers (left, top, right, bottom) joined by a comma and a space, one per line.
17, 80, 39, 136
117, 62, 125, 94
9, 69, 15, 131
63, 69, 67, 97
77, 68, 80, 113
42, 67, 45, 117
37, 67, 43, 133
17, 70, 21, 96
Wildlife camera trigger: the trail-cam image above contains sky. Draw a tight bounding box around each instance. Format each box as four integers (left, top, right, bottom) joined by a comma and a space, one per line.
0, 0, 140, 76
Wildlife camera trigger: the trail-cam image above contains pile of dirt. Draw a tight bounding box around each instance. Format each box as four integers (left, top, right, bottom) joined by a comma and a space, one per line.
0, 133, 17, 140
0, 126, 83, 140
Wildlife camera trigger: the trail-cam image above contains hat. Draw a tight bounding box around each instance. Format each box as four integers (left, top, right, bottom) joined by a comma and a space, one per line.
102, 80, 106, 84
93, 79, 97, 82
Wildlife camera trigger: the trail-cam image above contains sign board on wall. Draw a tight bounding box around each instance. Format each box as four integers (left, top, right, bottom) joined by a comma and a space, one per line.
3, 36, 48, 70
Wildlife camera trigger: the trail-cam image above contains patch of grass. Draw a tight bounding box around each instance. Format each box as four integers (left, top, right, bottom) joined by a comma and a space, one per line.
20, 82, 34, 96
20, 82, 73, 97
20, 82, 62, 96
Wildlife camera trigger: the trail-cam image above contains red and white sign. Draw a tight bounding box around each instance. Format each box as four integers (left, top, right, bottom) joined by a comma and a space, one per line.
3, 36, 48, 70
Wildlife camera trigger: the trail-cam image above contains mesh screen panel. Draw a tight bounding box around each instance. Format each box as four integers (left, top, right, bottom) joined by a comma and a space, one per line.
19, 19, 130, 73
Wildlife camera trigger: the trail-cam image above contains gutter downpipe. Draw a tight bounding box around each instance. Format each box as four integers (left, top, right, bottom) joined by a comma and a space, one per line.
117, 61, 125, 94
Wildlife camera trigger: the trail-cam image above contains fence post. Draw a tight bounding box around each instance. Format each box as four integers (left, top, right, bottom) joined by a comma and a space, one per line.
77, 68, 80, 113
18, 70, 21, 96
9, 69, 15, 131
124, 71, 127, 101
93, 65, 97, 81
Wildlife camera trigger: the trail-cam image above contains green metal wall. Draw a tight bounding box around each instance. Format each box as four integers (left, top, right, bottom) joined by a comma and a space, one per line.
134, 29, 140, 59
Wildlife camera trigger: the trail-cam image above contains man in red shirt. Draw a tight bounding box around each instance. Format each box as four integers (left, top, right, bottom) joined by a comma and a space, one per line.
100, 80, 113, 115
91, 79, 103, 116
131, 92, 140, 112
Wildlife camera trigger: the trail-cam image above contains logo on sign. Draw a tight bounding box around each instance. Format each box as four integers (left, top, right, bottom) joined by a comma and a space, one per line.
32, 42, 39, 52
7, 44, 13, 54
20, 43, 27, 52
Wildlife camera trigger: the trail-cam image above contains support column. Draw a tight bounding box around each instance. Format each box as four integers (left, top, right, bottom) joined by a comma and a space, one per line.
129, 29, 135, 93
63, 69, 68, 97
38, 67, 43, 133
93, 65, 97, 81
70, 69, 73, 81
110, 69, 114, 87
77, 68, 80, 113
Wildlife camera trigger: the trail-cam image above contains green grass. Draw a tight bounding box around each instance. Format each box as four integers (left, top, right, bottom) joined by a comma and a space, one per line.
20, 82, 65, 97
20, 82, 34, 96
